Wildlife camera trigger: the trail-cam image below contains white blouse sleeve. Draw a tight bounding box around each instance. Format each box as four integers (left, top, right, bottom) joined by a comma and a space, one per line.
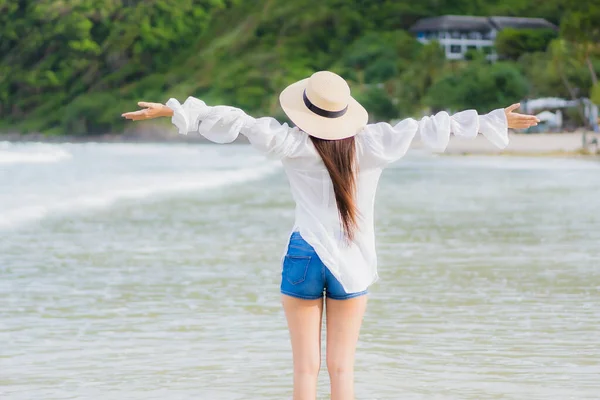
165, 96, 307, 158
360, 108, 508, 165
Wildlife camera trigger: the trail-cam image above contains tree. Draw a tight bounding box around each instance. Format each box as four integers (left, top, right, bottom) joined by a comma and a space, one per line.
547, 40, 581, 100
592, 84, 600, 106
394, 41, 447, 115
425, 61, 528, 112
0, 0, 231, 133
0, 0, 591, 135
561, 6, 600, 86
495, 28, 558, 60
354, 86, 398, 122
341, 31, 421, 86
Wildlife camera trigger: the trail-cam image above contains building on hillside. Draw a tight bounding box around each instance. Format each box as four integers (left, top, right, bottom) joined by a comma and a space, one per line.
409, 15, 557, 61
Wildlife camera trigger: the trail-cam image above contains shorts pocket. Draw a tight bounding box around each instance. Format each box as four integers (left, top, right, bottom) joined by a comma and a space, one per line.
283, 255, 311, 285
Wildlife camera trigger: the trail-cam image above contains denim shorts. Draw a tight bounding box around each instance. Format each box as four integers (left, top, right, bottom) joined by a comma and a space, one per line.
280, 232, 368, 300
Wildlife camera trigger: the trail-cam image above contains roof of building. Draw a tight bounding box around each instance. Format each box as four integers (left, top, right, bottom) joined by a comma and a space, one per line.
489, 16, 557, 30
409, 15, 558, 32
410, 16, 489, 32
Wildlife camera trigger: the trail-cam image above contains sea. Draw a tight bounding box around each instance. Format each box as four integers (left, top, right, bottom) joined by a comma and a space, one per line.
1, 141, 599, 399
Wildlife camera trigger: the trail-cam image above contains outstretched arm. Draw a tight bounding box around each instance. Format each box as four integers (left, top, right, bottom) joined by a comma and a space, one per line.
503, 103, 540, 129
122, 97, 308, 158
360, 104, 539, 165
122, 102, 174, 120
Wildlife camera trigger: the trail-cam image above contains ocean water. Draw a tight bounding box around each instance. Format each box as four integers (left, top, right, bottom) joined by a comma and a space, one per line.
1, 141, 599, 400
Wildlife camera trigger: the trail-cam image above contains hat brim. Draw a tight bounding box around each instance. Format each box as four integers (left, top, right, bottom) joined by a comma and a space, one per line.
279, 78, 368, 140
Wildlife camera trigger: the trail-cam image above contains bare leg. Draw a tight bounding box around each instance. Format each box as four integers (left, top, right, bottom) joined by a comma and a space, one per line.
326, 296, 367, 400
282, 294, 324, 400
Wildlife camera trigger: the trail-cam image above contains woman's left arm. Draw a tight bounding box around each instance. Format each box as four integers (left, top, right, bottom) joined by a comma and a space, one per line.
122, 102, 174, 120
122, 97, 307, 158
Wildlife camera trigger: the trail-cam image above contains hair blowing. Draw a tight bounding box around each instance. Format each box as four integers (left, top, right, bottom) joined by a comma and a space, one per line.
309, 135, 359, 241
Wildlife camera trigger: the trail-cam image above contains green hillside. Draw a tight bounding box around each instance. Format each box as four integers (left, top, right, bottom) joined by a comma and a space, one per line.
0, 0, 598, 135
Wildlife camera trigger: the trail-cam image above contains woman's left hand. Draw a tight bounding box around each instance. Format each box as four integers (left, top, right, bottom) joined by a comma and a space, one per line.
504, 103, 539, 129
122, 102, 174, 120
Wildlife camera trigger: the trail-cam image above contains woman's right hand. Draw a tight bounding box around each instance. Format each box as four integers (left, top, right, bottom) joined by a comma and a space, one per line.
122, 102, 174, 121
504, 103, 539, 129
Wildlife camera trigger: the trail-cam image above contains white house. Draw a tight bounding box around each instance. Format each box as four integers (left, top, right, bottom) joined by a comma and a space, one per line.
409, 15, 557, 61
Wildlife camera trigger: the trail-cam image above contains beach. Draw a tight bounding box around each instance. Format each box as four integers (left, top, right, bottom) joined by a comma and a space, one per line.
419, 131, 599, 156
1, 130, 599, 158
1, 142, 599, 399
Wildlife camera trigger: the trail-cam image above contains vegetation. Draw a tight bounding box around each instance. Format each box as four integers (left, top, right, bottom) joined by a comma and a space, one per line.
0, 0, 598, 135
495, 28, 558, 61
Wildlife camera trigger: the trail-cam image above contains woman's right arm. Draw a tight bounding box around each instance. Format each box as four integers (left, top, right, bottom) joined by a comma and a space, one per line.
360, 104, 538, 166
122, 97, 308, 158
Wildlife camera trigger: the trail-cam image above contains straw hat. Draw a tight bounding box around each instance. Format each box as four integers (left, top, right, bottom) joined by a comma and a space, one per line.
279, 71, 368, 140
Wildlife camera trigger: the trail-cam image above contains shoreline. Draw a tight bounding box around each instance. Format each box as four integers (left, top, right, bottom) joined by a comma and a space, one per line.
441, 150, 600, 159
1, 131, 598, 158
417, 132, 600, 158
0, 131, 216, 144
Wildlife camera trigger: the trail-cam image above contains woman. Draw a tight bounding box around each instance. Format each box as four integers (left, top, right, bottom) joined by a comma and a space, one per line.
123, 71, 538, 400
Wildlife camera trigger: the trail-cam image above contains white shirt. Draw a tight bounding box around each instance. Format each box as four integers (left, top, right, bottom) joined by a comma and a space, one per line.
166, 96, 509, 293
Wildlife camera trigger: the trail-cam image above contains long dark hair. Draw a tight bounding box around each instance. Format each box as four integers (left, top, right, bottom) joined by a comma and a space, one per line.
310, 136, 359, 241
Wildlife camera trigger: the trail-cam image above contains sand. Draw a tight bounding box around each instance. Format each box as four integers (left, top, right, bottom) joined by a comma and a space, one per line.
414, 132, 600, 156
2, 130, 599, 157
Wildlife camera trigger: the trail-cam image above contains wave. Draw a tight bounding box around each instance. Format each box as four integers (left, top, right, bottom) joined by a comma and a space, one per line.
0, 142, 72, 164
0, 162, 280, 230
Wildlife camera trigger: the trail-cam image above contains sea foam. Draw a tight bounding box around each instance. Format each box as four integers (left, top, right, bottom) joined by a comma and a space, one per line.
0, 142, 72, 164
0, 162, 280, 230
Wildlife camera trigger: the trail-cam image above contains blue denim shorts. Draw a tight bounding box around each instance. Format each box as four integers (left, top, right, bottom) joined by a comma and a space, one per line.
280, 232, 368, 300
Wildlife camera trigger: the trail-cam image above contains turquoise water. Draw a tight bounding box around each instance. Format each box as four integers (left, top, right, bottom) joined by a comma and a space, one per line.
1, 142, 599, 399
